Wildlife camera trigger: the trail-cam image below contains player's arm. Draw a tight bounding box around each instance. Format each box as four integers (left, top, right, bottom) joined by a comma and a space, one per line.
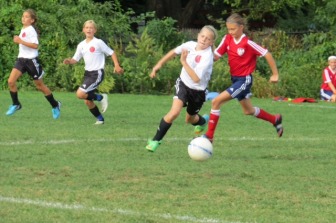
327, 82, 336, 95
13, 35, 38, 49
111, 53, 124, 74
264, 52, 279, 83
150, 49, 177, 78
63, 58, 77, 65
180, 49, 200, 83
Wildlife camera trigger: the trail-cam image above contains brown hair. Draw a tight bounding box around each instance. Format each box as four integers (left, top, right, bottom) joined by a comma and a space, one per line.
226, 13, 248, 33
25, 9, 40, 36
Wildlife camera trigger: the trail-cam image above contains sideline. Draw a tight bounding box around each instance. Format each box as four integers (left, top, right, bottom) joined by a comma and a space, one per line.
0, 136, 323, 147
0, 196, 248, 223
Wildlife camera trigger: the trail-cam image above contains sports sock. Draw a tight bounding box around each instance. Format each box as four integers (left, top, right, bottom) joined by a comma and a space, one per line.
10, 91, 20, 105
192, 114, 206, 126
45, 94, 58, 108
254, 107, 276, 124
89, 105, 102, 119
153, 118, 172, 141
205, 109, 220, 139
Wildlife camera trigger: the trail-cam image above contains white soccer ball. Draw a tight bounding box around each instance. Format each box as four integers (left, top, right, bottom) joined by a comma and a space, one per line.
188, 137, 213, 161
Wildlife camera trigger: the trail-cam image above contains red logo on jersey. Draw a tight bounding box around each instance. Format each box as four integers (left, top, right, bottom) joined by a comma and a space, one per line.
195, 55, 201, 63
90, 47, 95, 52
22, 32, 26, 38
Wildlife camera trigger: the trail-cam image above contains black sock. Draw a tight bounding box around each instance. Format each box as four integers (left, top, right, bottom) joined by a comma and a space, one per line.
192, 114, 205, 126
153, 118, 172, 141
89, 106, 103, 119
10, 91, 20, 105
45, 94, 58, 108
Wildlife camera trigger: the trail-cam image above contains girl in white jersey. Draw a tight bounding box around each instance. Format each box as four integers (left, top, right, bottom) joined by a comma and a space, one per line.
146, 25, 218, 152
6, 9, 61, 119
203, 13, 283, 143
63, 20, 124, 125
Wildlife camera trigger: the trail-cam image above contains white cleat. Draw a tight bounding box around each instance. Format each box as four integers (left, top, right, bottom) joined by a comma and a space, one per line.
100, 94, 108, 113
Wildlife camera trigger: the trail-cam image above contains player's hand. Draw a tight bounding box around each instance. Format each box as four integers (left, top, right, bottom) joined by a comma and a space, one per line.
63, 58, 72, 64
114, 66, 124, 74
331, 94, 336, 103
180, 49, 188, 64
150, 64, 161, 78
269, 74, 279, 83
13, 36, 21, 44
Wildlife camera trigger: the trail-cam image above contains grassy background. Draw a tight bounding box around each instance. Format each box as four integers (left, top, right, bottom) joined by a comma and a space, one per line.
0, 91, 335, 223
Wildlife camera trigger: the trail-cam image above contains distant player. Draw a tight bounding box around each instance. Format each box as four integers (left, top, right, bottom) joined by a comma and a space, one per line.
63, 20, 123, 124
320, 56, 336, 102
6, 9, 61, 119
203, 13, 283, 143
146, 25, 218, 152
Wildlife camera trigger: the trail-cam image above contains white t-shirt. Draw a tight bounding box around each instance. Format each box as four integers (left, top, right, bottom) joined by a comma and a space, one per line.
174, 41, 213, 90
18, 25, 39, 59
73, 37, 114, 71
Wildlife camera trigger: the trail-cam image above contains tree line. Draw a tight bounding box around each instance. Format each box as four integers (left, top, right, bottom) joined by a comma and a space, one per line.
0, 0, 336, 98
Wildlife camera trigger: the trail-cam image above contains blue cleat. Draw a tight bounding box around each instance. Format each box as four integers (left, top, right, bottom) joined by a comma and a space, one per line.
52, 101, 61, 119
6, 104, 22, 116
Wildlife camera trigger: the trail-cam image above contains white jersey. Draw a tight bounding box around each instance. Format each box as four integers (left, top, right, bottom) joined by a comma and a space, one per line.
18, 25, 39, 59
174, 41, 213, 90
73, 37, 114, 71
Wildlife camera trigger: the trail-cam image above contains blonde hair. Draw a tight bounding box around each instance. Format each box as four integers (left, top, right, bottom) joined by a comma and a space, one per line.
328, 56, 336, 61
200, 25, 218, 51
83, 20, 97, 29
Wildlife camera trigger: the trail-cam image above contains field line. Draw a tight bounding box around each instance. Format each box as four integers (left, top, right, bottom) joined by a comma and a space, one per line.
0, 136, 322, 147
287, 103, 336, 109
0, 196, 248, 223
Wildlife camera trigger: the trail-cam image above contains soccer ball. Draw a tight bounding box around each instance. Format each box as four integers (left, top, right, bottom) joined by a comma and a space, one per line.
188, 137, 213, 161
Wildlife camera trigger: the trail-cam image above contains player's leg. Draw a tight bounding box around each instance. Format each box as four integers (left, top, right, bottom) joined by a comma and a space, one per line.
146, 98, 184, 152
239, 99, 283, 137
6, 68, 23, 115
203, 90, 231, 141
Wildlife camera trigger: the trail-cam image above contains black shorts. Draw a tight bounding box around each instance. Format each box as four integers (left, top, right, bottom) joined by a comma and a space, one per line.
174, 77, 206, 115
79, 69, 105, 93
14, 57, 44, 80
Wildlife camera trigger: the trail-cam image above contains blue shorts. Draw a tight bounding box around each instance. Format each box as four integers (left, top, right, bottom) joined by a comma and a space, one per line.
320, 89, 332, 101
226, 75, 253, 101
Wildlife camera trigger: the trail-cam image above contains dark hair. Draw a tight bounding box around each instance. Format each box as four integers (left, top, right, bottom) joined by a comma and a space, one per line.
25, 9, 40, 36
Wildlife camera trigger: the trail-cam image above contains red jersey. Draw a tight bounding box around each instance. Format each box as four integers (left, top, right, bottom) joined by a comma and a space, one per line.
215, 34, 268, 76
321, 66, 336, 91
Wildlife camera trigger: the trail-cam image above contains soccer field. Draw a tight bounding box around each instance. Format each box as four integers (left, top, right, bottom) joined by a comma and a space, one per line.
0, 91, 335, 223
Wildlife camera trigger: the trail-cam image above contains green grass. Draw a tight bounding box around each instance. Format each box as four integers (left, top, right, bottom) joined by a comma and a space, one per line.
0, 91, 336, 223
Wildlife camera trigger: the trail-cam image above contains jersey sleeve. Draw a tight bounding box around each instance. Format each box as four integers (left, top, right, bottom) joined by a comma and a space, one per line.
214, 35, 228, 57
247, 40, 268, 56
98, 39, 114, 56
72, 43, 83, 62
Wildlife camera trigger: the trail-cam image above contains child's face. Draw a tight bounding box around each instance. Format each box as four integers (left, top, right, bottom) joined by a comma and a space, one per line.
226, 22, 244, 39
196, 29, 214, 50
82, 23, 96, 38
21, 12, 34, 27
329, 59, 336, 69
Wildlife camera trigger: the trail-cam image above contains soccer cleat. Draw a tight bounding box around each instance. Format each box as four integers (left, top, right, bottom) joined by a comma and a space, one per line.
6, 104, 22, 116
94, 120, 104, 125
52, 101, 61, 119
146, 139, 161, 152
274, 114, 283, 137
100, 94, 108, 113
194, 114, 210, 135
201, 134, 213, 143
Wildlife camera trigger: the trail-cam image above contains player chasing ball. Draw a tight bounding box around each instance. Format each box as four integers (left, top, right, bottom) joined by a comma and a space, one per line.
63, 20, 123, 125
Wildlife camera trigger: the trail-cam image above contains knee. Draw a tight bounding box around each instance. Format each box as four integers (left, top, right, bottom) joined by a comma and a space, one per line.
8, 79, 16, 88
